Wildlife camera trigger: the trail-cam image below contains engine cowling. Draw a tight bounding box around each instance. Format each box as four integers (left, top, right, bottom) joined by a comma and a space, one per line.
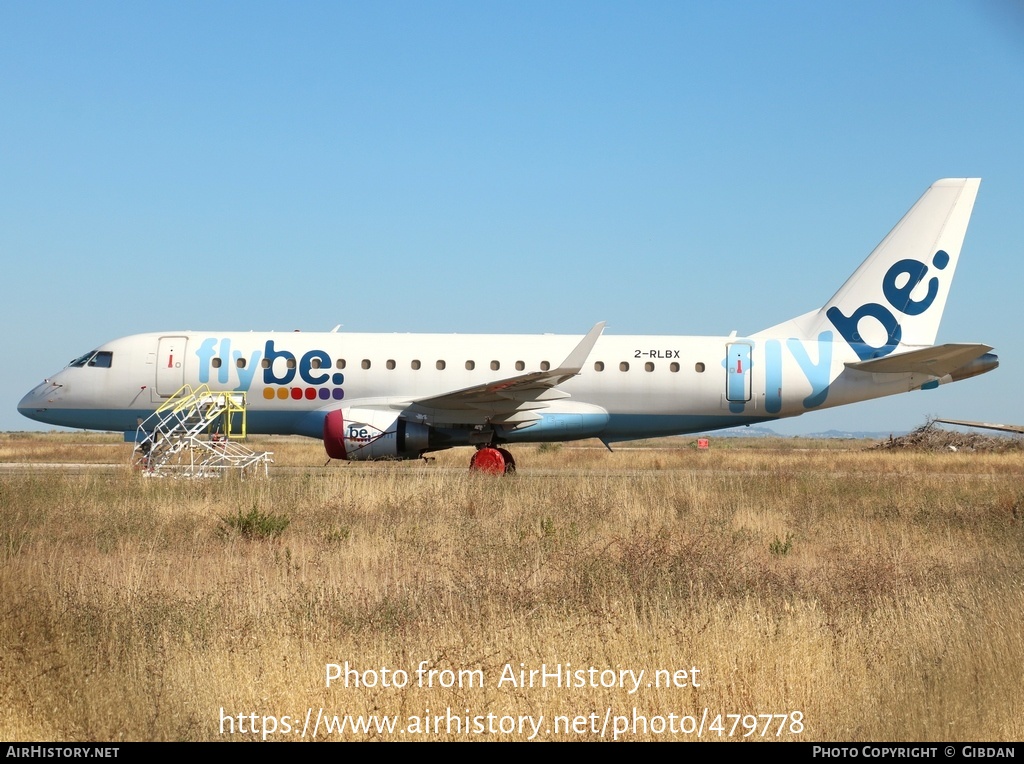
323, 408, 431, 461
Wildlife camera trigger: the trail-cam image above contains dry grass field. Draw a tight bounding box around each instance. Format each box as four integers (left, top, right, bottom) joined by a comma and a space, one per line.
1, 431, 1022, 741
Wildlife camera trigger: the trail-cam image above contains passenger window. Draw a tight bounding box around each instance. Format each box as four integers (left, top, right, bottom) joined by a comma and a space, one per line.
212, 358, 222, 369
515, 361, 525, 371
287, 358, 296, 370
411, 360, 421, 370
540, 361, 550, 371
436, 360, 446, 370
670, 362, 680, 372
645, 362, 654, 372
261, 359, 271, 369
386, 360, 396, 370
336, 359, 346, 370
465, 360, 475, 370
594, 361, 604, 371
361, 359, 371, 370
490, 361, 500, 371
309, 358, 321, 369
236, 358, 247, 369
695, 362, 705, 373
619, 362, 629, 372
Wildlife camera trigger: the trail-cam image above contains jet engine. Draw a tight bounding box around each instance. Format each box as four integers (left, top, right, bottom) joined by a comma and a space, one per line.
323, 408, 431, 461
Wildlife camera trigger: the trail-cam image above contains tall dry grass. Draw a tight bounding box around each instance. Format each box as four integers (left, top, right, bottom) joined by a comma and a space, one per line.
1, 433, 1021, 740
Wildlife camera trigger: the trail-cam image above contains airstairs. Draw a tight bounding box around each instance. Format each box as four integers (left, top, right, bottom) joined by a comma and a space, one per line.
133, 384, 273, 478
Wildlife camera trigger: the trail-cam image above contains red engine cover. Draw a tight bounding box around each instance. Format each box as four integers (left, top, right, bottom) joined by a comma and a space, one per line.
323, 409, 348, 460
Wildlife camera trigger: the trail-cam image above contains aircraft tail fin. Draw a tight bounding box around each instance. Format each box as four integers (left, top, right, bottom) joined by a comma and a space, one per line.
757, 178, 980, 360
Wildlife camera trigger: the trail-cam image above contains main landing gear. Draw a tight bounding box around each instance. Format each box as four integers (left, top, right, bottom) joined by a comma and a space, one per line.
469, 445, 516, 475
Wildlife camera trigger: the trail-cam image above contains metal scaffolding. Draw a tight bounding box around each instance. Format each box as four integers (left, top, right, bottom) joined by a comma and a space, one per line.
132, 384, 273, 478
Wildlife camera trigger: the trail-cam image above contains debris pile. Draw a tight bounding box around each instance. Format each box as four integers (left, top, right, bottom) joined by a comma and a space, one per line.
872, 421, 1024, 453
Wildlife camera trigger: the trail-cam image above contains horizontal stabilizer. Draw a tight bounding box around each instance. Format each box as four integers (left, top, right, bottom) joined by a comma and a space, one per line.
845, 343, 993, 376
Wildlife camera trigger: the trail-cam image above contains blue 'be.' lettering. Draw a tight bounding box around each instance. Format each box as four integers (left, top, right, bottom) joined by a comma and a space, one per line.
826, 251, 948, 361
194, 339, 340, 391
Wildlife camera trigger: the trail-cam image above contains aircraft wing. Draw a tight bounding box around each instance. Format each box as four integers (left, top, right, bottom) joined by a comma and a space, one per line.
935, 419, 1024, 435
406, 322, 605, 425
844, 343, 993, 376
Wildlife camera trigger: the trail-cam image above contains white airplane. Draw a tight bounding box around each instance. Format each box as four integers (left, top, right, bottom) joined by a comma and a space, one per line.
934, 419, 1024, 435
19, 178, 997, 473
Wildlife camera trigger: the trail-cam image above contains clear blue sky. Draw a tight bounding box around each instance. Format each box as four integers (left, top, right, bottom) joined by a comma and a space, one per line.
3, 1, 1023, 434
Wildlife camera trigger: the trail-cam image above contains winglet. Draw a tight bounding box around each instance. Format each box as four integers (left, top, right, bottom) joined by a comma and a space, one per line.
554, 321, 606, 375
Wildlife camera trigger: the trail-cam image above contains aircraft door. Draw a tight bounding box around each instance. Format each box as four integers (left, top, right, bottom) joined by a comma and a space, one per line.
156, 336, 188, 397
725, 342, 752, 402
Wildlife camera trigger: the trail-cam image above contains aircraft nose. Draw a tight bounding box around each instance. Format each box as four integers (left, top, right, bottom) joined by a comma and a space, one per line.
17, 380, 61, 423
18, 390, 41, 422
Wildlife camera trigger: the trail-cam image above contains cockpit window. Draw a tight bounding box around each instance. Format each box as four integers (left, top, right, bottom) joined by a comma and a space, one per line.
68, 350, 113, 368
69, 351, 96, 367
88, 351, 113, 368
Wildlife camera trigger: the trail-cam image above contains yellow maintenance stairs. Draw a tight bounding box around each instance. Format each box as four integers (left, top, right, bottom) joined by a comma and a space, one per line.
133, 384, 273, 478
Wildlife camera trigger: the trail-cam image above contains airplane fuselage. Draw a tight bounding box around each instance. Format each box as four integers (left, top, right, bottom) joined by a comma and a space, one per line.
17, 328, 975, 444
17, 179, 997, 466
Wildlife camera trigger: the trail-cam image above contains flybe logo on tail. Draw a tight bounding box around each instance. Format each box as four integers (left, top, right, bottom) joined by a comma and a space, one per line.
194, 338, 345, 401
826, 251, 949, 361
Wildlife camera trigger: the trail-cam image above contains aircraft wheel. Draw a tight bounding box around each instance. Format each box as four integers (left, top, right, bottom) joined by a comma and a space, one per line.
469, 446, 507, 475
495, 447, 516, 474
